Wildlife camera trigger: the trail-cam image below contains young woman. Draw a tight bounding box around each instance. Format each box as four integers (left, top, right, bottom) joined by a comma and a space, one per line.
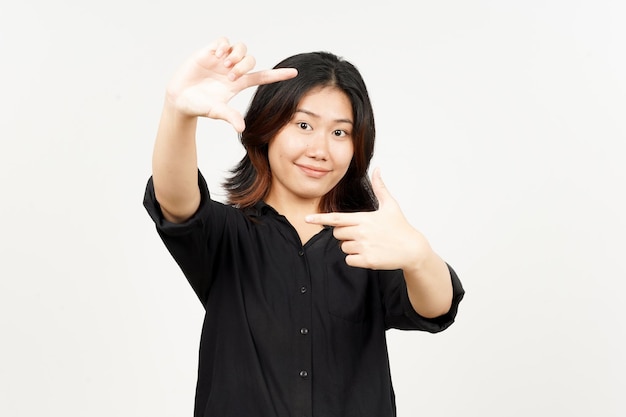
144, 36, 464, 417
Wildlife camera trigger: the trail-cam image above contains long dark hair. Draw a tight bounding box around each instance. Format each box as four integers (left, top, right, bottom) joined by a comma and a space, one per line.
224, 51, 377, 212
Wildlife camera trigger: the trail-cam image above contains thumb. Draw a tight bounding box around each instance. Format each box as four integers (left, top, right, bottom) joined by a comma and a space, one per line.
371, 167, 391, 207
207, 102, 245, 133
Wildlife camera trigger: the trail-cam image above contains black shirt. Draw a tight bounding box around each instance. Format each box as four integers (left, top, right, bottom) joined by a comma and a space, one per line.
144, 172, 464, 417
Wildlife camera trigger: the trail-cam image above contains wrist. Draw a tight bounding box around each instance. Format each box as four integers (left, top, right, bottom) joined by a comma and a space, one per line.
161, 97, 199, 125
402, 240, 437, 277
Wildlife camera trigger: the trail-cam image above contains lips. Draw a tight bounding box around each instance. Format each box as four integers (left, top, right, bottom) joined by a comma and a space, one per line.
296, 164, 330, 179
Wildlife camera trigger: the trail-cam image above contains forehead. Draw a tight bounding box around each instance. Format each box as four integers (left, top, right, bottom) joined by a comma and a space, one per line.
296, 86, 353, 122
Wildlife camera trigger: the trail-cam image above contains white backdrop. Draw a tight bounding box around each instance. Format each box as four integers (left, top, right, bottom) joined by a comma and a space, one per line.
1, 1, 624, 416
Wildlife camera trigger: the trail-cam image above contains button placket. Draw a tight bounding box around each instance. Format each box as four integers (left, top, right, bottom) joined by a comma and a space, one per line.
294, 245, 312, 416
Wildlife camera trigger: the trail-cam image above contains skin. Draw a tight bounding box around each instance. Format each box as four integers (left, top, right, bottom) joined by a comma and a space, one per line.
151, 36, 453, 319
306, 169, 453, 318
265, 86, 355, 244
152, 37, 298, 222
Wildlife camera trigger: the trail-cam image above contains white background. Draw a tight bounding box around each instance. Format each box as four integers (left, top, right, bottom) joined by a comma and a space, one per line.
1, 1, 624, 416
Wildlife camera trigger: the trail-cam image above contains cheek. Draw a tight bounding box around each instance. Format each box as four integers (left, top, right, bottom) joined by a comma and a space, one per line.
267, 144, 278, 168
334, 142, 355, 169
269, 140, 291, 164
274, 137, 305, 161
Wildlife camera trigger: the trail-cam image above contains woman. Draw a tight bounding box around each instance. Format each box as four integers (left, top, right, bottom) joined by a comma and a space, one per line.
144, 36, 464, 417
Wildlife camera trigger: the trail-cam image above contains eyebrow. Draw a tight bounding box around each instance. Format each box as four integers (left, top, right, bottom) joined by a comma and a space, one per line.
295, 109, 353, 125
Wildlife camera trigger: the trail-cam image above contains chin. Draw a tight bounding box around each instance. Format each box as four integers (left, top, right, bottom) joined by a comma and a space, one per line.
295, 188, 331, 201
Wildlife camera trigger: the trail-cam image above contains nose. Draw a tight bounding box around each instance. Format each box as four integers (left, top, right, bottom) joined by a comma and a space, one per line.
305, 131, 329, 160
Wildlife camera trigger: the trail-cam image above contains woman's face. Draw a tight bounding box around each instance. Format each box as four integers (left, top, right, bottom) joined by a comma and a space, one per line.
266, 86, 354, 210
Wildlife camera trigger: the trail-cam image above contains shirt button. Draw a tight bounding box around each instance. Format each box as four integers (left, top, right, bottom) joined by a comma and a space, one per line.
300, 286, 307, 294
300, 327, 309, 335
298, 250, 304, 256
299, 370, 308, 378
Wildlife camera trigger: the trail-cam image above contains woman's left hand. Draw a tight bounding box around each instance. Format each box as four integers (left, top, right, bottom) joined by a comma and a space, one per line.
305, 168, 433, 272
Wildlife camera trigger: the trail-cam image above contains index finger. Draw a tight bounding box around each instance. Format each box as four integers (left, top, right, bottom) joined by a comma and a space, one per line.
242, 68, 298, 88
305, 212, 361, 227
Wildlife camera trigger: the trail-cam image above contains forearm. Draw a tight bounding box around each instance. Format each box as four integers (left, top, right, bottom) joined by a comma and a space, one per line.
152, 99, 201, 223
403, 250, 453, 318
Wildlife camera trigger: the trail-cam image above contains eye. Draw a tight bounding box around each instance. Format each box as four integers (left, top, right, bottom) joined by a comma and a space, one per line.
333, 129, 349, 137
298, 122, 312, 130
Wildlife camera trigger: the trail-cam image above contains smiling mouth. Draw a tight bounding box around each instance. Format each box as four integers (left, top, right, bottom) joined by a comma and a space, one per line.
297, 164, 330, 179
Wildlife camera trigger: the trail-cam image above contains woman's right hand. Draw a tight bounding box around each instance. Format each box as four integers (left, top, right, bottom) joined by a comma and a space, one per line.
165, 36, 298, 132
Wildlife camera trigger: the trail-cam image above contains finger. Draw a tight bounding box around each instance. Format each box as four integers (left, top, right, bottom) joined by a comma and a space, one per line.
344, 254, 369, 269
371, 167, 395, 208
223, 42, 249, 69
331, 225, 361, 242
242, 68, 298, 88
305, 212, 361, 227
212, 36, 232, 58
205, 102, 245, 132
372, 168, 397, 209
227, 55, 256, 81
220, 107, 246, 133
340, 240, 361, 255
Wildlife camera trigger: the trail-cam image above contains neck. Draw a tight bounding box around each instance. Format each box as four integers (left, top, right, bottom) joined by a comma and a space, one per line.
265, 196, 323, 245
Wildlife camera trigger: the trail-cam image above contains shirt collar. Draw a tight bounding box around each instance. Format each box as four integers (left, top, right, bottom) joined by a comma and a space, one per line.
244, 200, 279, 217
